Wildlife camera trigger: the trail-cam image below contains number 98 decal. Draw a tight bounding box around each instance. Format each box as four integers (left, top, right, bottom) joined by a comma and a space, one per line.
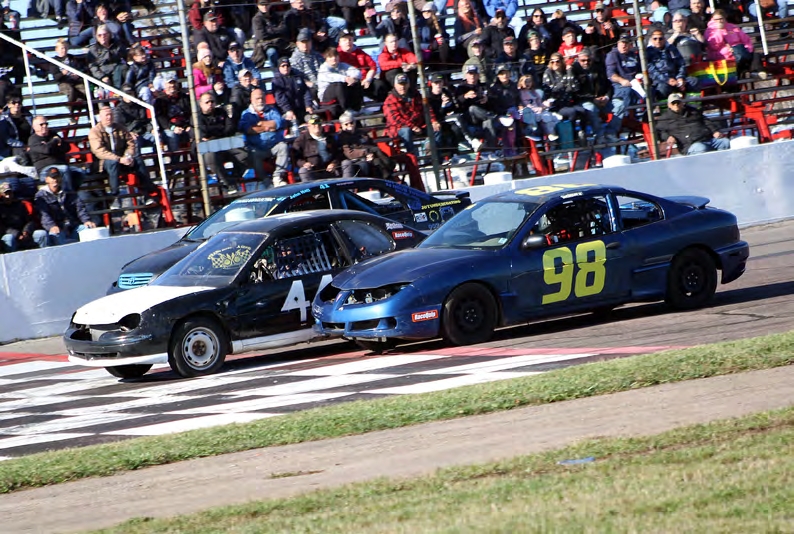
542, 241, 606, 305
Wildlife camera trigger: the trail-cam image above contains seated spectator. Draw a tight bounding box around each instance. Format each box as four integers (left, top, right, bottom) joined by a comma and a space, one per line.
461, 38, 491, 84
231, 69, 256, 118
454, 0, 485, 60
0, 96, 27, 163
338, 110, 395, 180
290, 28, 325, 99
667, 10, 705, 66
88, 24, 127, 89
92, 2, 135, 48
480, 9, 515, 59
687, 0, 709, 32
523, 30, 549, 85
605, 35, 642, 128
517, 74, 559, 139
418, 3, 450, 70
648, 0, 672, 29
517, 8, 553, 54
193, 46, 223, 98
428, 73, 472, 155
124, 44, 156, 104
284, 0, 335, 48
47, 39, 87, 121
335, 0, 366, 31
154, 76, 193, 157
239, 88, 290, 187
189, 0, 226, 31
193, 10, 236, 66
647, 27, 699, 100
657, 93, 730, 155
495, 35, 531, 81
455, 65, 497, 154
88, 105, 158, 209
197, 92, 246, 195
271, 58, 314, 131
0, 181, 47, 251
558, 27, 583, 67
378, 34, 418, 89
223, 42, 261, 89
66, 0, 96, 47
251, 0, 290, 69
337, 31, 383, 100
542, 53, 588, 133
488, 65, 522, 156
747, 0, 789, 23
384, 73, 440, 157
572, 49, 615, 141
292, 114, 342, 181
34, 168, 96, 246
317, 48, 362, 116
582, 2, 623, 54
367, 1, 411, 48
115, 83, 156, 154
704, 9, 764, 77
28, 115, 86, 192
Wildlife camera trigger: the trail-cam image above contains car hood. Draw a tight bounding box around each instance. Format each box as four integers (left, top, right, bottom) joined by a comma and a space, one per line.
334, 247, 495, 289
120, 240, 202, 277
73, 285, 214, 325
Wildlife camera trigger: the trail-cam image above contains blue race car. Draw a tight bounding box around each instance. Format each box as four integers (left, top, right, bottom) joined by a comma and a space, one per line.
312, 184, 749, 351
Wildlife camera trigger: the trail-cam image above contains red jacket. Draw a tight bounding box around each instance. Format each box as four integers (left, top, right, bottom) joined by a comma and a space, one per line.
378, 47, 418, 72
559, 42, 584, 66
384, 90, 436, 138
338, 46, 377, 79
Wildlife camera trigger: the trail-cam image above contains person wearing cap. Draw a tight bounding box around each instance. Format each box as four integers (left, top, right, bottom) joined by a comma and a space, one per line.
239, 88, 290, 188
646, 27, 699, 101
522, 29, 548, 84
417, 3, 450, 69
547, 9, 579, 53
337, 31, 384, 100
292, 114, 343, 181
250, 0, 290, 70
428, 74, 475, 156
124, 44, 156, 104
284, 0, 340, 47
558, 26, 584, 67
154, 74, 193, 159
462, 38, 491, 84
657, 93, 730, 155
87, 24, 126, 89
367, 0, 411, 49
542, 52, 589, 133
479, 8, 515, 59
0, 95, 31, 158
188, 0, 226, 32
383, 73, 440, 157
34, 168, 96, 246
337, 110, 395, 180
197, 92, 245, 195
28, 114, 86, 193
273, 58, 314, 128
605, 34, 641, 124
230, 69, 256, 117
494, 35, 532, 81
0, 181, 47, 251
223, 42, 261, 89
455, 64, 498, 153
378, 33, 418, 89
571, 48, 614, 141
487, 64, 523, 156
193, 10, 237, 66
582, 2, 623, 53
290, 28, 325, 93
454, 0, 485, 60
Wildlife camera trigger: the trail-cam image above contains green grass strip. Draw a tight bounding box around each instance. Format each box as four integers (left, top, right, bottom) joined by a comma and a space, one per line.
1, 330, 793, 494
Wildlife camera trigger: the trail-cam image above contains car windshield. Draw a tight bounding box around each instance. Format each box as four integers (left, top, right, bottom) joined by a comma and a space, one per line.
419, 200, 540, 249
183, 197, 280, 241
154, 232, 266, 287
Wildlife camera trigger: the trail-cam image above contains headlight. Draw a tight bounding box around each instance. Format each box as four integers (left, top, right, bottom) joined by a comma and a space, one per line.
118, 314, 142, 332
348, 284, 409, 305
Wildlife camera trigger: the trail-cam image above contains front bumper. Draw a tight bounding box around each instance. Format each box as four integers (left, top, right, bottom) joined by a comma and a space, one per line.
717, 240, 749, 284
64, 328, 170, 367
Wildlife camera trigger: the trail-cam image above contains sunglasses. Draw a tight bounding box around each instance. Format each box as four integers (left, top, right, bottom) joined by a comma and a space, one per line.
549, 59, 561, 63
532, 14, 542, 17
669, 101, 682, 105
9, 101, 21, 105
651, 36, 664, 40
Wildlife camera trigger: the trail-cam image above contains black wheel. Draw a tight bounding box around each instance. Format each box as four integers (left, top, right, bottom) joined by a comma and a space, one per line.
168, 317, 228, 377
105, 364, 152, 379
665, 248, 718, 310
355, 339, 397, 354
441, 283, 498, 346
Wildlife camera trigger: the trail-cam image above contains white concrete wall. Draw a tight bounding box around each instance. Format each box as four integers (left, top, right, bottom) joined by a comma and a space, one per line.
1, 138, 792, 344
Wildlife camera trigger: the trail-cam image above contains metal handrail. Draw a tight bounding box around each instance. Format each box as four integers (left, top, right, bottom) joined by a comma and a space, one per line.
0, 31, 169, 196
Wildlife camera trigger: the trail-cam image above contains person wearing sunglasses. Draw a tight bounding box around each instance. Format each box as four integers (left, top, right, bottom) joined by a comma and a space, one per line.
657, 92, 730, 155
704, 9, 766, 79
646, 27, 699, 100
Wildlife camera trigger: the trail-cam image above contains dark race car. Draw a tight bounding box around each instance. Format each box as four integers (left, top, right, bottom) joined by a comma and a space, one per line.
109, 178, 470, 293
313, 184, 749, 352
64, 210, 425, 379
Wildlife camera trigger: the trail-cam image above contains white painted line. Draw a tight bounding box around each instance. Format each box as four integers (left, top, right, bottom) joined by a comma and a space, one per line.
0, 433, 93, 451
0, 361, 68, 377
368, 371, 542, 394
0, 456, 13, 462
54, 395, 205, 417
168, 392, 356, 414
226, 373, 399, 397
0, 378, 118, 399
104, 413, 278, 436
107, 376, 273, 398
1, 412, 151, 435
0, 396, 94, 413
288, 354, 448, 376
416, 353, 597, 374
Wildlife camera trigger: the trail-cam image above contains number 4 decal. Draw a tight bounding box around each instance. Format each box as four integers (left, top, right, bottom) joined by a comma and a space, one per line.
542, 241, 606, 304
282, 274, 333, 322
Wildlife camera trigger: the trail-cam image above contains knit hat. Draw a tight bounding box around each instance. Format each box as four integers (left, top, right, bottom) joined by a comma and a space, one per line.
198, 48, 212, 61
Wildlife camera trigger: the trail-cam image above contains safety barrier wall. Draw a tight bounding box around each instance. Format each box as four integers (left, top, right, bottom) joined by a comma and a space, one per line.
0, 139, 792, 344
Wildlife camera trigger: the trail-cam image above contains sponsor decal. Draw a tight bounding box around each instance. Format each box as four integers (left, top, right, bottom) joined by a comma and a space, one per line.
428, 210, 440, 222
208, 245, 252, 270
412, 309, 438, 322
385, 222, 404, 230
414, 212, 428, 223
420, 200, 461, 210
392, 230, 414, 240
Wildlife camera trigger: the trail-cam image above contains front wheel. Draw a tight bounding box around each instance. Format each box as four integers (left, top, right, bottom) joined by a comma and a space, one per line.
169, 317, 228, 378
105, 364, 152, 379
665, 248, 718, 310
441, 283, 498, 346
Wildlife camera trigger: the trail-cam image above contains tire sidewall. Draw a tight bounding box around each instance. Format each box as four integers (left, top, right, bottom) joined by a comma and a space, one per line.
666, 248, 718, 310
442, 283, 498, 346
169, 317, 229, 378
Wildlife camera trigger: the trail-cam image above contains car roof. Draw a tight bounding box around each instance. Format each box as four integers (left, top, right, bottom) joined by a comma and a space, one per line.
235, 178, 422, 201
484, 184, 629, 204
217, 209, 390, 234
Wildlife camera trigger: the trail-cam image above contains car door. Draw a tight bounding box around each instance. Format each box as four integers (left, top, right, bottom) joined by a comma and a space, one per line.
229, 226, 351, 339
510, 194, 632, 319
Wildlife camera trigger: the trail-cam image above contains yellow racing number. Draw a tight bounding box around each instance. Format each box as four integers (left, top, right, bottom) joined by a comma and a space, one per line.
542, 240, 607, 304
515, 184, 595, 197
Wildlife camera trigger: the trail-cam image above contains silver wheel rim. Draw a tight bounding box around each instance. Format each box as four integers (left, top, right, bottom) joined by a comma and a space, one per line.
181, 327, 221, 370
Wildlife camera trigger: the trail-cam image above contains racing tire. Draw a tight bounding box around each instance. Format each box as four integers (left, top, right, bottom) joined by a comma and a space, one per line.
105, 364, 152, 379
355, 339, 397, 354
441, 283, 498, 346
665, 248, 718, 310
168, 317, 229, 378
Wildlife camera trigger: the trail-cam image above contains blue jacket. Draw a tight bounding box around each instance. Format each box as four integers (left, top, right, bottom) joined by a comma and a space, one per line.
646, 44, 687, 85
124, 60, 156, 93
33, 187, 89, 232
272, 69, 313, 114
239, 106, 285, 150
222, 57, 261, 88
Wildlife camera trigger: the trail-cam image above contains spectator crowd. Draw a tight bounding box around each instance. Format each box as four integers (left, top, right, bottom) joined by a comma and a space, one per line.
0, 0, 787, 252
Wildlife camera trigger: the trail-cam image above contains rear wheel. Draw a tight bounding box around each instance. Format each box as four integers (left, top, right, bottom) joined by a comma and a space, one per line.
665, 248, 718, 310
441, 283, 498, 346
355, 339, 397, 354
105, 364, 152, 379
169, 317, 228, 378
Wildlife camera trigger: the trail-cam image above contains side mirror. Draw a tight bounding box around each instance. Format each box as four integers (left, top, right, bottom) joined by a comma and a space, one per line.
521, 234, 548, 250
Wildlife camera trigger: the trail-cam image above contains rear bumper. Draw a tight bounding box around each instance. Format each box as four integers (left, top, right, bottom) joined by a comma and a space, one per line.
717, 240, 749, 284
